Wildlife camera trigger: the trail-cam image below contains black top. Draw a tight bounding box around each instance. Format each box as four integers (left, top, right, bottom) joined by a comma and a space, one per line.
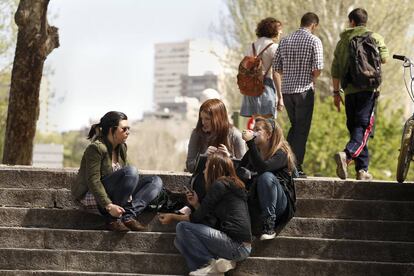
239, 140, 288, 174
190, 179, 252, 243
239, 139, 296, 230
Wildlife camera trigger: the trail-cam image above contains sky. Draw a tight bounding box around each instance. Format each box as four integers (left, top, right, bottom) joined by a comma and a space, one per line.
45, 0, 226, 132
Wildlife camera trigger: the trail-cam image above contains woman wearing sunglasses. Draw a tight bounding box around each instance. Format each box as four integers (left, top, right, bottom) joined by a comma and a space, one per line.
72, 111, 163, 231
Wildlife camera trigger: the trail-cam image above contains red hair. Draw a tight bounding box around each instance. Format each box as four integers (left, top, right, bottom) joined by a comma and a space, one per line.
196, 99, 231, 151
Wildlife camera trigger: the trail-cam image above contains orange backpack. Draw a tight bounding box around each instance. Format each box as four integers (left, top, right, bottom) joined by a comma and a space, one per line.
237, 43, 273, 97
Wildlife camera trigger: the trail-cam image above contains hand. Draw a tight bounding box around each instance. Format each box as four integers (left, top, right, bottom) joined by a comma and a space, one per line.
277, 98, 285, 111
217, 144, 230, 157
105, 203, 125, 218
186, 191, 199, 209
158, 213, 174, 225
205, 146, 217, 156
333, 94, 344, 112
242, 129, 255, 141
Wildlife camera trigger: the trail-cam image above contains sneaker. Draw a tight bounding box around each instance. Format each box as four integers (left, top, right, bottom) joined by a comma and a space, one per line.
356, 169, 373, 181
334, 152, 348, 179
189, 260, 222, 276
123, 218, 147, 231
215, 258, 236, 273
107, 220, 129, 232
260, 216, 276, 241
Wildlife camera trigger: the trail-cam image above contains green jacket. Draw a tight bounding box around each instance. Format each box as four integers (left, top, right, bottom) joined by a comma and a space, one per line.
331, 26, 389, 95
71, 137, 128, 208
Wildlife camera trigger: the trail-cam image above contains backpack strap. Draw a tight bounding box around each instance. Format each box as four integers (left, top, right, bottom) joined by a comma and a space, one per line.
257, 43, 273, 57
252, 43, 257, 56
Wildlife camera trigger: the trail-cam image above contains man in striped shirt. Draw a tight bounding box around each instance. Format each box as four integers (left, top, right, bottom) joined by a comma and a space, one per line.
274, 12, 324, 177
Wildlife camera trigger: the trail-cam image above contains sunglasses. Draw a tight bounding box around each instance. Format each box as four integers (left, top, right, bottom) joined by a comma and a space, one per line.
118, 126, 130, 132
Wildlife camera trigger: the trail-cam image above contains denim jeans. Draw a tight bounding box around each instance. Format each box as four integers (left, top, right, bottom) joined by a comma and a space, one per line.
256, 172, 288, 226
98, 166, 163, 222
174, 221, 251, 272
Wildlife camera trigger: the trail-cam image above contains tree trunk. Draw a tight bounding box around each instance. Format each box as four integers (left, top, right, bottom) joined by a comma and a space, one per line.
2, 0, 59, 165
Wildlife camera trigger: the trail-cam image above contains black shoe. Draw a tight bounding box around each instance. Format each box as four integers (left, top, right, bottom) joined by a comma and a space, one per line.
297, 165, 307, 178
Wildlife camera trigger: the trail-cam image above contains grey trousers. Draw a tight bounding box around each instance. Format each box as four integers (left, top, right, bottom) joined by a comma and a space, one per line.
283, 88, 314, 166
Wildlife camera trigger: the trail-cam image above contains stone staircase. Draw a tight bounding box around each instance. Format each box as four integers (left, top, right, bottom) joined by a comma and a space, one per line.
0, 165, 413, 276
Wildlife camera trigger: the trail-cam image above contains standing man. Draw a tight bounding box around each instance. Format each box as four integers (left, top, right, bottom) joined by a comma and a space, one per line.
273, 12, 324, 177
331, 8, 388, 180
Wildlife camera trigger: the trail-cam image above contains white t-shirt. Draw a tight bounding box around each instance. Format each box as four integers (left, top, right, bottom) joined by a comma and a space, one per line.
245, 37, 278, 78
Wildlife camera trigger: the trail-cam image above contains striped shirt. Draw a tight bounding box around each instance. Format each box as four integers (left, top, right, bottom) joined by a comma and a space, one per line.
273, 28, 324, 94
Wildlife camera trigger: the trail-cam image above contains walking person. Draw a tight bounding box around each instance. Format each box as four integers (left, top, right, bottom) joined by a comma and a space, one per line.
331, 8, 388, 180
240, 17, 284, 119
71, 111, 163, 231
240, 116, 297, 240
158, 152, 252, 275
273, 12, 324, 177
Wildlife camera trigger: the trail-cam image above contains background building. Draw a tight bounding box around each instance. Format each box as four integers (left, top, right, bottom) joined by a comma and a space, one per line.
152, 39, 226, 117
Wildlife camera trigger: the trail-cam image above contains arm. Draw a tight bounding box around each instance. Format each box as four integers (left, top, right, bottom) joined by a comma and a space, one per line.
372, 33, 389, 64
190, 181, 226, 223
273, 45, 283, 75
232, 127, 247, 159
312, 38, 324, 82
332, 78, 344, 112
273, 71, 284, 111
158, 213, 190, 224
246, 140, 288, 174
186, 130, 199, 173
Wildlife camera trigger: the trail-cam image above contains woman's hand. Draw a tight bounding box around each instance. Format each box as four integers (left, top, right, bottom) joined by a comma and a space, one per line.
277, 98, 285, 111
217, 144, 231, 157
158, 213, 174, 225
105, 203, 125, 218
186, 191, 200, 209
242, 129, 255, 141
205, 146, 218, 156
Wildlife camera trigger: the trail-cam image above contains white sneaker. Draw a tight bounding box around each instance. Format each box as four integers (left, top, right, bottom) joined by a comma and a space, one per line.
260, 232, 276, 241
215, 258, 236, 273
189, 260, 222, 276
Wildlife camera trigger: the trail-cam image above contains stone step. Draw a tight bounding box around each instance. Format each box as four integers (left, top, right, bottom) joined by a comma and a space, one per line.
1, 188, 413, 221
1, 166, 414, 201
1, 227, 413, 263
0, 270, 172, 276
1, 207, 413, 241
0, 248, 413, 276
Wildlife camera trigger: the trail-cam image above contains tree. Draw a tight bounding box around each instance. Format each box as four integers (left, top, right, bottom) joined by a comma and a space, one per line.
0, 0, 19, 158
220, 0, 414, 110
2, 0, 59, 165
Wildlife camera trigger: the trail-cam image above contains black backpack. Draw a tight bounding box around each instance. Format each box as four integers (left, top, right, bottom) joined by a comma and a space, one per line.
344, 32, 382, 90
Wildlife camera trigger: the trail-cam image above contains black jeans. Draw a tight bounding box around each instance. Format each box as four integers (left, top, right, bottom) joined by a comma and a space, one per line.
98, 166, 163, 222
344, 91, 376, 172
284, 88, 315, 166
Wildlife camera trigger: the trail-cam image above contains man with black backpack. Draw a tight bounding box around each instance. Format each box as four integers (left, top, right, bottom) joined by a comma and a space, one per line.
331, 8, 389, 180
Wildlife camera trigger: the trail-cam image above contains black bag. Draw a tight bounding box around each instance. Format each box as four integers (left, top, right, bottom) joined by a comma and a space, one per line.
344, 32, 382, 90
146, 187, 186, 213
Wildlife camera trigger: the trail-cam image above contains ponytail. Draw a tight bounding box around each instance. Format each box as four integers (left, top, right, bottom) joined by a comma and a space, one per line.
87, 123, 101, 140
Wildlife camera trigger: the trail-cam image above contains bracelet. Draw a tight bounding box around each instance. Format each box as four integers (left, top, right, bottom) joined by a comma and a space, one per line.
333, 90, 340, 96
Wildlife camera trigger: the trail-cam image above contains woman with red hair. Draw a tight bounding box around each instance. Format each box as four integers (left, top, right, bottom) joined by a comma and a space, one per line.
186, 98, 245, 173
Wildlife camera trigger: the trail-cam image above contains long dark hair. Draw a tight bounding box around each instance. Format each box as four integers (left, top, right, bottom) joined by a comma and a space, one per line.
87, 111, 128, 140
204, 151, 245, 191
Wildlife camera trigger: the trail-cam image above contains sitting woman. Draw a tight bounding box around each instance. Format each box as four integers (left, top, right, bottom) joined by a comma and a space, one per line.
71, 111, 163, 232
240, 116, 296, 241
159, 152, 252, 275
186, 98, 246, 173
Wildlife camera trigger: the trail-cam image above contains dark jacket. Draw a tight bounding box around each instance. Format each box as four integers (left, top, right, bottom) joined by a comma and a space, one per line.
190, 179, 252, 243
71, 137, 128, 208
239, 140, 296, 233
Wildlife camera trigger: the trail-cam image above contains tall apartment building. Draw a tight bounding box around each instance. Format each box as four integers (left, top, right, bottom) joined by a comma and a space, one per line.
153, 39, 226, 111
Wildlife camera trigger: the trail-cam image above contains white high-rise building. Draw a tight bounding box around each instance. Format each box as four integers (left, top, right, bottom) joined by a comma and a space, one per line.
153, 39, 226, 109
